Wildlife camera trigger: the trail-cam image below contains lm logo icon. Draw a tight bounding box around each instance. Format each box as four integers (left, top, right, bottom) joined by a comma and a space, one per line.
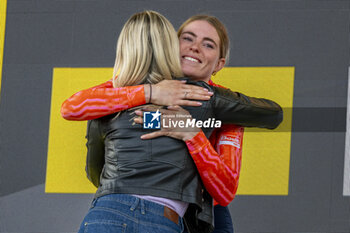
143, 110, 161, 129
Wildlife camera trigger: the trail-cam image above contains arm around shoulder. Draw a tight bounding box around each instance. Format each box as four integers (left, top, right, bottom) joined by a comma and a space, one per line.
212, 86, 283, 129
60, 79, 146, 121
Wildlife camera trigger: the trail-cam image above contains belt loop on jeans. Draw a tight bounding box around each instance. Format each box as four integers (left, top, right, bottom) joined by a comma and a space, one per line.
140, 198, 145, 215
130, 197, 139, 211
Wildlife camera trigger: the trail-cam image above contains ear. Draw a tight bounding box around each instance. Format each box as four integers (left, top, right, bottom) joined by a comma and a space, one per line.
213, 58, 226, 73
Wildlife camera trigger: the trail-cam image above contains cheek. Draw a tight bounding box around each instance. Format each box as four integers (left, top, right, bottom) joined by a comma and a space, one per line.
179, 43, 187, 55
203, 49, 219, 62
206, 55, 219, 68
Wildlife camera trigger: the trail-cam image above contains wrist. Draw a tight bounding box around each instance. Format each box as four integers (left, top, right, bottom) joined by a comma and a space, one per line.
182, 129, 200, 141
144, 84, 151, 103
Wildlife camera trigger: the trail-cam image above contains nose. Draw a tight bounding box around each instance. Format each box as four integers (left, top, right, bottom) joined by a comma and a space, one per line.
189, 41, 200, 53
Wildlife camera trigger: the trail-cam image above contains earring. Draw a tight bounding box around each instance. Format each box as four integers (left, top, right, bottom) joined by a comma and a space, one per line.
212, 72, 217, 76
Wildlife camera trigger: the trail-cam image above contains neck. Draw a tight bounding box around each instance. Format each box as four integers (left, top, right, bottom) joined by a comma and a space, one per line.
187, 76, 211, 83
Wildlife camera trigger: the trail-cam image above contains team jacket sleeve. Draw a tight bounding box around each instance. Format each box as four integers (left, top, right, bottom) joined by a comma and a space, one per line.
61, 79, 146, 121
186, 124, 244, 206
85, 120, 105, 188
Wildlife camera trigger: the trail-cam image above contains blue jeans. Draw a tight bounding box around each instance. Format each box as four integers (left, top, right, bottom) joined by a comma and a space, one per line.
78, 194, 184, 233
212, 205, 234, 233
183, 205, 233, 233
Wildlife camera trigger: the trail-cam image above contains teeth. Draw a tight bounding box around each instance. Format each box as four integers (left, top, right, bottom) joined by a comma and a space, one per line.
184, 57, 199, 63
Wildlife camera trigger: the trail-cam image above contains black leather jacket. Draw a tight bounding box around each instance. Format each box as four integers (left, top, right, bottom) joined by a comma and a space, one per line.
85, 80, 283, 233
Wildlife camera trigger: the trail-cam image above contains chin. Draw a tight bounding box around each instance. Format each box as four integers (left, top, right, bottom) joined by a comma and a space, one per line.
182, 69, 199, 80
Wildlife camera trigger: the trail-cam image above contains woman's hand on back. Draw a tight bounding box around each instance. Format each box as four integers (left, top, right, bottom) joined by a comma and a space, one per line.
133, 105, 200, 141
144, 80, 213, 106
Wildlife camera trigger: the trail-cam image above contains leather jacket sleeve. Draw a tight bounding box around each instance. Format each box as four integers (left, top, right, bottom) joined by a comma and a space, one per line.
212, 86, 283, 129
85, 120, 105, 187
61, 78, 282, 129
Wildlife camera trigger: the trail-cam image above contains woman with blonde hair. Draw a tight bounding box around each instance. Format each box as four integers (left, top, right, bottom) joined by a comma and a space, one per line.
112, 10, 183, 87
73, 10, 282, 233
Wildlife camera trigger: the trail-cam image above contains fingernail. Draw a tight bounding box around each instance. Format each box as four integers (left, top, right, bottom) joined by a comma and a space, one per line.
197, 102, 202, 106
208, 92, 214, 95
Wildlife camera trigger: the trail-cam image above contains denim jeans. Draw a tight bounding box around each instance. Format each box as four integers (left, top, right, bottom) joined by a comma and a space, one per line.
182, 205, 233, 233
212, 205, 234, 233
78, 194, 184, 233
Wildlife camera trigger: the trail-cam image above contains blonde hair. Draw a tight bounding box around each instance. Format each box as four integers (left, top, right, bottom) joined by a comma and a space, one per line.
113, 11, 183, 87
178, 15, 230, 62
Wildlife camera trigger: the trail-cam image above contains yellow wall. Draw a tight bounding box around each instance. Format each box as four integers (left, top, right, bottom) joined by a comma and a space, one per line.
0, 0, 7, 96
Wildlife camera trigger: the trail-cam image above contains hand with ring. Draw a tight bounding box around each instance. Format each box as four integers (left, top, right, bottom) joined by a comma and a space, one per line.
184, 92, 189, 99
144, 80, 213, 107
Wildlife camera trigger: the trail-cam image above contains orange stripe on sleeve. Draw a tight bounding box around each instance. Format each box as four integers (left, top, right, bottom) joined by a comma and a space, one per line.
61, 79, 146, 121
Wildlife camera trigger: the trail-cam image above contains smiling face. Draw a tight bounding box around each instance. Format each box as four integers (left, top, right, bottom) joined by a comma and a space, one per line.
179, 20, 225, 82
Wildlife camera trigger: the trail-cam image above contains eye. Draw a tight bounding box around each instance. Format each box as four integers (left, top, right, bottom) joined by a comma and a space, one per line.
203, 43, 214, 49
182, 36, 193, 42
